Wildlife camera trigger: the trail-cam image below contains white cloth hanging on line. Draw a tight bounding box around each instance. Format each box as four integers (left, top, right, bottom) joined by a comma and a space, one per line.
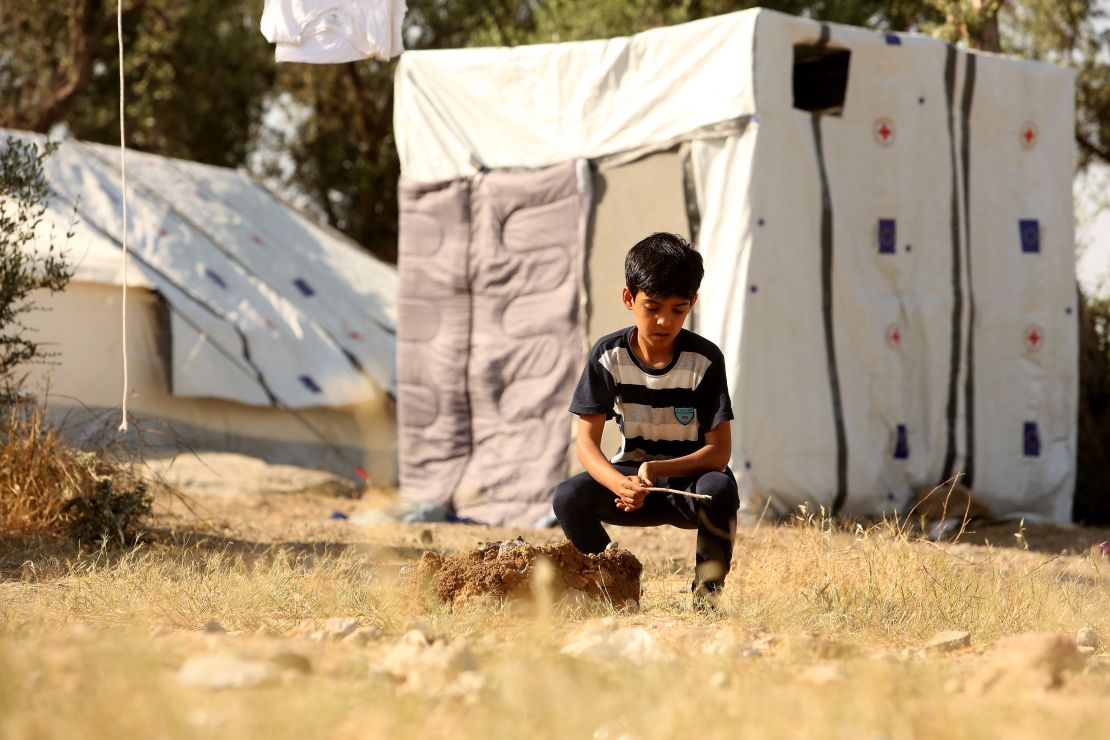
261, 0, 406, 64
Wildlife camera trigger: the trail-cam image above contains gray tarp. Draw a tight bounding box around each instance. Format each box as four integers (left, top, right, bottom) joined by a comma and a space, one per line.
397, 161, 590, 526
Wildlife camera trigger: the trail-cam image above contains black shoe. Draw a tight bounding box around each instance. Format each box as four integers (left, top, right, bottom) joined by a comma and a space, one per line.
691, 582, 722, 613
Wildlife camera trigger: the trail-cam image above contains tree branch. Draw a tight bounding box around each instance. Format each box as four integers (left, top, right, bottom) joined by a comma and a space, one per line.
3, 0, 148, 132
1078, 132, 1110, 167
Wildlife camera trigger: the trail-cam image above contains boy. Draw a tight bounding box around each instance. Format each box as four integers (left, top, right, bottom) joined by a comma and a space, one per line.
553, 232, 739, 608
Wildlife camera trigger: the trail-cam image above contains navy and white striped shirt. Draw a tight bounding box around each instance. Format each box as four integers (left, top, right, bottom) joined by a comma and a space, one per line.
569, 327, 734, 463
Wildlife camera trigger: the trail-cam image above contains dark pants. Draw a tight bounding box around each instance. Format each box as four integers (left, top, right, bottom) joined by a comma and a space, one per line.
553, 463, 740, 591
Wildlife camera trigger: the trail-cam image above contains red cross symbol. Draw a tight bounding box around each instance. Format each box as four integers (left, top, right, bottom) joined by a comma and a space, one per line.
250, 234, 265, 245
1020, 122, 1038, 150
886, 323, 902, 349
874, 117, 896, 146
1025, 323, 1044, 352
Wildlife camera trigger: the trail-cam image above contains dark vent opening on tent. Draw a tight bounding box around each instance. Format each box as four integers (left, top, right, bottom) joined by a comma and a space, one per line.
793, 45, 851, 115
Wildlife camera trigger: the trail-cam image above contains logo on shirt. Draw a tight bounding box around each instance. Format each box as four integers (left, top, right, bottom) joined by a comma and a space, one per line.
674, 407, 695, 426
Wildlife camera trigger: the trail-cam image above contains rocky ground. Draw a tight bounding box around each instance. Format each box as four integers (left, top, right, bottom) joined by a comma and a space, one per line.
3, 452, 1110, 739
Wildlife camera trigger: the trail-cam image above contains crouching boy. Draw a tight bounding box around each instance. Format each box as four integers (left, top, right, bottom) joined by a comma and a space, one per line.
553, 232, 739, 608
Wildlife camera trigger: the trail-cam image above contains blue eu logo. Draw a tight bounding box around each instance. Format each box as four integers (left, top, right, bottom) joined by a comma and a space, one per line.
878, 218, 897, 254
1023, 421, 1041, 457
1019, 219, 1040, 253
674, 407, 695, 426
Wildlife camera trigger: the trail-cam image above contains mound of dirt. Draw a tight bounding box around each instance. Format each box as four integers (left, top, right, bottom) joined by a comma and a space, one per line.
416, 539, 641, 608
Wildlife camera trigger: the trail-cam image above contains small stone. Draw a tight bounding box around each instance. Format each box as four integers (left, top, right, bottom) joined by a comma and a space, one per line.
605, 541, 620, 552
965, 632, 1082, 694
800, 662, 844, 685
561, 620, 671, 664
177, 653, 278, 690
202, 620, 227, 634
318, 617, 358, 640
380, 637, 481, 698
1077, 626, 1100, 650
709, 670, 730, 688
924, 630, 971, 653
498, 536, 527, 557
401, 628, 432, 646
404, 621, 435, 643
420, 529, 435, 545
342, 627, 382, 646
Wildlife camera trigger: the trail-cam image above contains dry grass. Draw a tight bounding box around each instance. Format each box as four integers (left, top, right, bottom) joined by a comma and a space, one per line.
0, 403, 150, 542
2, 500, 1110, 739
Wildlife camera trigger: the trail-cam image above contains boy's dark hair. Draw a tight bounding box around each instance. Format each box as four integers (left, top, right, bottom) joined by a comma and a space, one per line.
624, 232, 703, 300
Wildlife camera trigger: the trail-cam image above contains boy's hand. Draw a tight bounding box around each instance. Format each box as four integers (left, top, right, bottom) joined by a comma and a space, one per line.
614, 475, 648, 512
636, 462, 656, 487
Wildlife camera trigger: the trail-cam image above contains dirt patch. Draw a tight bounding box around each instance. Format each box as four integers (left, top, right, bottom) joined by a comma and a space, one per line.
416, 539, 642, 608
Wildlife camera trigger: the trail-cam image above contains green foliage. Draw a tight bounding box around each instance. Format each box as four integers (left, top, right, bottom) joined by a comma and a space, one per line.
0, 137, 74, 397
1, 1, 1107, 260
67, 1, 276, 169
61, 474, 152, 545
0, 1, 274, 169
1076, 293, 1110, 524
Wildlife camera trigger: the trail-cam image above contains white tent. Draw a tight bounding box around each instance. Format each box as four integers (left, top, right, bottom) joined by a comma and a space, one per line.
393, 8, 1078, 524
5, 130, 398, 482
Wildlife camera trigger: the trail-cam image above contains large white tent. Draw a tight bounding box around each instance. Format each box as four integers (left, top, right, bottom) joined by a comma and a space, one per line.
394, 8, 1078, 525
5, 130, 398, 482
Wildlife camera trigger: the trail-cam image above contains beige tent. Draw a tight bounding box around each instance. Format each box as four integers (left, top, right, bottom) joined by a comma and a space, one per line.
9, 131, 397, 483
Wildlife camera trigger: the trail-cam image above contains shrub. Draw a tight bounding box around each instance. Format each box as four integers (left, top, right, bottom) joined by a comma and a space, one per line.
0, 403, 152, 544
0, 135, 74, 400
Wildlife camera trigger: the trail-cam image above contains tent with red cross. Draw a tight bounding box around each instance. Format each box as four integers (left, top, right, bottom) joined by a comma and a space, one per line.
391, 8, 1078, 526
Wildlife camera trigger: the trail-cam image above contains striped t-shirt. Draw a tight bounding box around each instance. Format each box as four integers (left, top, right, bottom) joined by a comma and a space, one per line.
569, 327, 734, 463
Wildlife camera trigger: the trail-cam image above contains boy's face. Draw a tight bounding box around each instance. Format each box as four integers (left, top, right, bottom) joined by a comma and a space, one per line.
622, 287, 697, 350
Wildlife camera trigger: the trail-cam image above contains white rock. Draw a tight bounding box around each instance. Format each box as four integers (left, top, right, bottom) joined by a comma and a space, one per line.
403, 621, 435, 643
924, 630, 971, 653
1077, 626, 1101, 650
498, 536, 527, 557
380, 636, 481, 698
177, 654, 279, 690
702, 630, 762, 659
318, 617, 359, 640
561, 620, 671, 664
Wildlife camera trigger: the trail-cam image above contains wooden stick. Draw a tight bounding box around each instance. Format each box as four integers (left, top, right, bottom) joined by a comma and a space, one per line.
645, 486, 712, 501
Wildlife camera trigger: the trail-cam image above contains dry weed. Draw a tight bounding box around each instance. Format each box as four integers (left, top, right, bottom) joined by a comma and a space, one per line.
2, 503, 1110, 739
0, 402, 150, 543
